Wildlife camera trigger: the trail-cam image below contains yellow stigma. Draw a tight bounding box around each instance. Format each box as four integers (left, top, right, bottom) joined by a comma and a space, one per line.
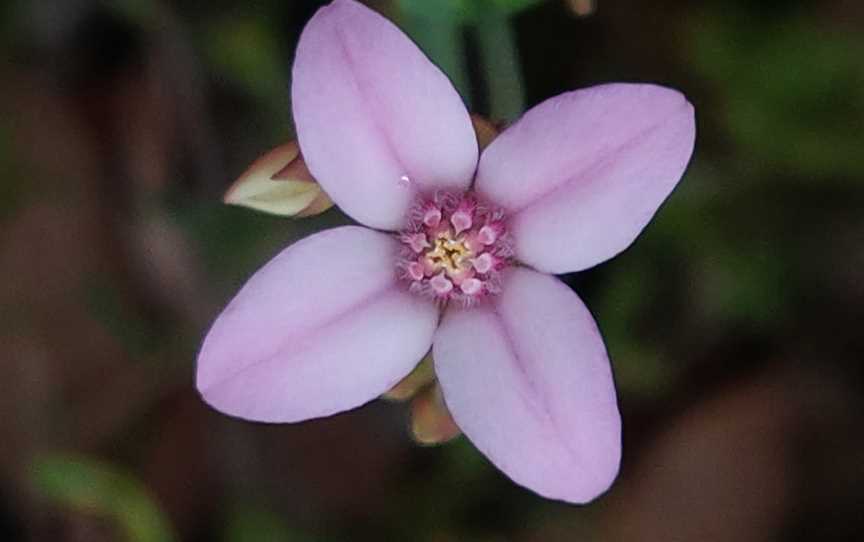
426, 232, 471, 274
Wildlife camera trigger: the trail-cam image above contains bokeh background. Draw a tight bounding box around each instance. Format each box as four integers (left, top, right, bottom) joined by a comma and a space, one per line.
2, 0, 864, 540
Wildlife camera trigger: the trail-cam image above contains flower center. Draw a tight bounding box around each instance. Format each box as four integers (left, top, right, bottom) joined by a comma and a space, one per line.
396, 192, 513, 306
427, 233, 470, 273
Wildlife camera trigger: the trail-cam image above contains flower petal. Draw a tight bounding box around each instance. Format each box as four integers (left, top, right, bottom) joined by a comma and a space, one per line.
433, 268, 621, 503
476, 83, 695, 273
197, 226, 439, 423
292, 0, 478, 230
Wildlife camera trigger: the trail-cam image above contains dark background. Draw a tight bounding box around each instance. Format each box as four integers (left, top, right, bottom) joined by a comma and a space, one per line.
2, 0, 863, 540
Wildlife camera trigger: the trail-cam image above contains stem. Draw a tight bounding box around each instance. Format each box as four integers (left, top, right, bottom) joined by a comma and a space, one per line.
474, 6, 525, 121
397, 8, 472, 107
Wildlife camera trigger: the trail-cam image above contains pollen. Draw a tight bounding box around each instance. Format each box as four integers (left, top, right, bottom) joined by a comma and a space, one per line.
426, 233, 470, 272
396, 192, 513, 307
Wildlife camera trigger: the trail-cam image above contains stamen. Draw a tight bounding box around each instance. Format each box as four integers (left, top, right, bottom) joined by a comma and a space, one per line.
430, 273, 454, 295
407, 261, 425, 281
472, 253, 494, 274
450, 210, 472, 234
460, 278, 483, 295
477, 225, 498, 245
396, 191, 512, 307
423, 207, 442, 227
402, 233, 430, 253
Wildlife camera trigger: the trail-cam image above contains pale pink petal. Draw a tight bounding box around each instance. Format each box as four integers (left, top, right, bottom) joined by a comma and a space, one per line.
197, 226, 439, 422
433, 268, 621, 503
292, 0, 478, 230
476, 83, 695, 273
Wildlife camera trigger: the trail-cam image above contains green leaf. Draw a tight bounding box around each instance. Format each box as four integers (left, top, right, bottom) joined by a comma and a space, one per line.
397, 0, 547, 24
396, 0, 528, 119
473, 7, 525, 120
31, 453, 178, 542
488, 0, 547, 13
224, 503, 316, 542
688, 9, 864, 178
396, 1, 472, 103
203, 16, 289, 123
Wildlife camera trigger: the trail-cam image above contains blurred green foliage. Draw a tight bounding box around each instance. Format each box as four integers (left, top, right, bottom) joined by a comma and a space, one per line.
203, 17, 290, 124
224, 503, 316, 542
398, 0, 546, 23
83, 273, 163, 357
689, 8, 864, 178
397, 0, 531, 118
31, 454, 177, 542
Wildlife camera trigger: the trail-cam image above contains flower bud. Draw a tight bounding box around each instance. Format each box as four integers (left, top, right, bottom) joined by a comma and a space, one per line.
470, 114, 501, 151
381, 353, 435, 401
410, 383, 461, 446
223, 141, 333, 216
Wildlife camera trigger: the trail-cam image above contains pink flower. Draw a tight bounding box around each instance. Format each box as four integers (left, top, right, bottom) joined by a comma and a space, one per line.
196, 0, 695, 504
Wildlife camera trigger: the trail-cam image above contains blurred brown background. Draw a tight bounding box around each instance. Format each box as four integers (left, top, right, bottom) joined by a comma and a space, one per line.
2, 0, 863, 540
